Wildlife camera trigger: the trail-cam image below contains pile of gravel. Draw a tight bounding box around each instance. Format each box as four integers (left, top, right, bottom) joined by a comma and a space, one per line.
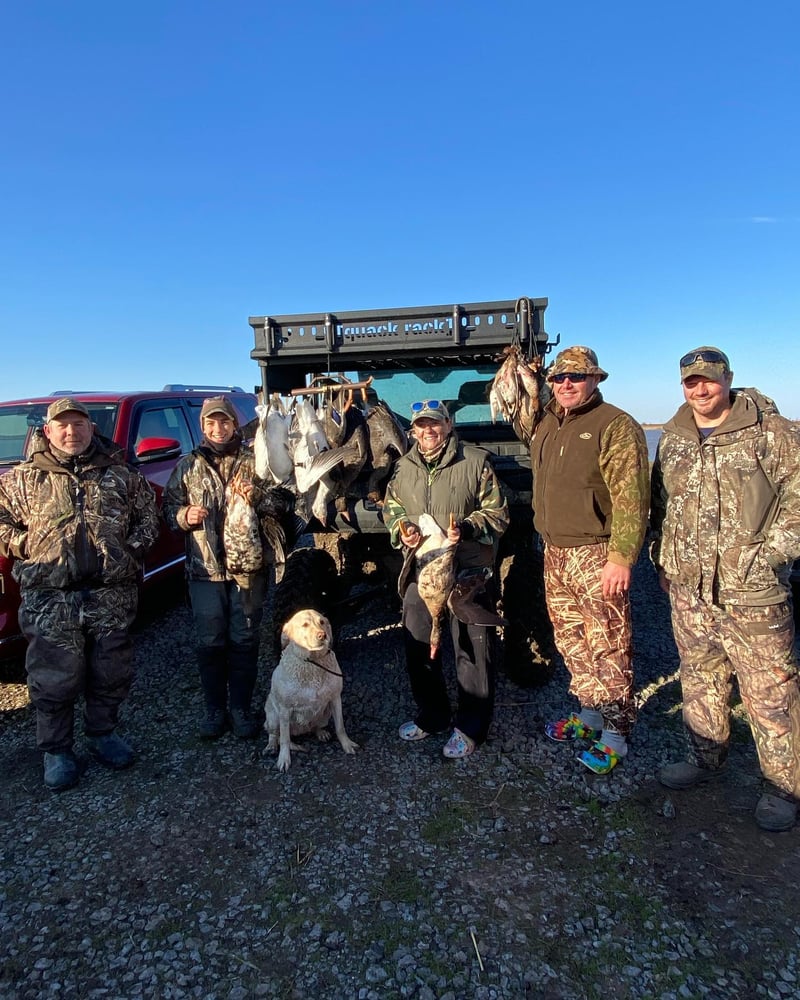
1, 554, 798, 1000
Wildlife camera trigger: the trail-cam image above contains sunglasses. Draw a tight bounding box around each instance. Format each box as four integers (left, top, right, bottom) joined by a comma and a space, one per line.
551, 373, 589, 384
411, 399, 445, 412
679, 349, 729, 369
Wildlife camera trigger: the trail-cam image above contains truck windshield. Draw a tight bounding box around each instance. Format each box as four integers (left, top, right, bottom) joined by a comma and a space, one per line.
360, 366, 496, 427
0, 403, 119, 465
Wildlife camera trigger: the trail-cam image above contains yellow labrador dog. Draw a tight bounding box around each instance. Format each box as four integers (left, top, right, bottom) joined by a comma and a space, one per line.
264, 609, 359, 772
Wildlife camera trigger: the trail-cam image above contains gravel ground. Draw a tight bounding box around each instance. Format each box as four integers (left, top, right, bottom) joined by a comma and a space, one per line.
1, 552, 799, 1000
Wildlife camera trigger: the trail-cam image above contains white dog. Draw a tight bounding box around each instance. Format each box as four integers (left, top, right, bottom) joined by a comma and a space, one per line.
264, 608, 359, 772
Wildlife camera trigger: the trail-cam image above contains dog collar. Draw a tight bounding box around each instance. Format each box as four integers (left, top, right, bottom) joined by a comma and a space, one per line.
304, 656, 342, 678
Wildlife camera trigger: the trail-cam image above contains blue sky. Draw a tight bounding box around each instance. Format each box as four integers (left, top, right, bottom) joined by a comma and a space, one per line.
1, 1, 798, 421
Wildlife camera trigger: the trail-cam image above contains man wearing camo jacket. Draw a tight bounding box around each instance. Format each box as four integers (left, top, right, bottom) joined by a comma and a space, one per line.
530, 346, 650, 774
651, 347, 800, 832
0, 398, 159, 792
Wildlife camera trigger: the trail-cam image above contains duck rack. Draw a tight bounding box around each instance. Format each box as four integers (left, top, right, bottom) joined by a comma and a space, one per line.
249, 297, 551, 397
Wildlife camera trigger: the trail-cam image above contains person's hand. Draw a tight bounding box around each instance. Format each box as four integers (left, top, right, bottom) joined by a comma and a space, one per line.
447, 512, 461, 543
186, 505, 209, 527
399, 521, 421, 548
601, 561, 631, 600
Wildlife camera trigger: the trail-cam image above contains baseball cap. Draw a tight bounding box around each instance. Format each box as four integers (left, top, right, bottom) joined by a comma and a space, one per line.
46, 398, 92, 422
547, 346, 609, 383
200, 396, 238, 422
410, 399, 451, 424
679, 347, 731, 383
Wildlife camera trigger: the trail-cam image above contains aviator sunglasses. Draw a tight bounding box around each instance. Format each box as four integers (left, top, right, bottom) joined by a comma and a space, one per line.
411, 399, 446, 412
679, 349, 729, 369
550, 372, 589, 384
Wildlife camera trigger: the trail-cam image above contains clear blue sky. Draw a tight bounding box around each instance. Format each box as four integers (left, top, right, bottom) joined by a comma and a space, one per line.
2, 1, 798, 422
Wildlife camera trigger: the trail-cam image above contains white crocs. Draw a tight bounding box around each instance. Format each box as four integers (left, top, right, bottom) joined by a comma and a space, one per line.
443, 728, 475, 759
398, 721, 429, 742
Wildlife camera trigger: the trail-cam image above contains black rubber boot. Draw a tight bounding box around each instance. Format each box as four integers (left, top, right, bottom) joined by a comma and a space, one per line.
197, 646, 228, 739
228, 642, 261, 739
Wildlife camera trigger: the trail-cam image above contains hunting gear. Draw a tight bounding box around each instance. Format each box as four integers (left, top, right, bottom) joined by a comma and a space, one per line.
164, 396, 295, 740
0, 398, 159, 791
531, 346, 649, 774
652, 347, 800, 832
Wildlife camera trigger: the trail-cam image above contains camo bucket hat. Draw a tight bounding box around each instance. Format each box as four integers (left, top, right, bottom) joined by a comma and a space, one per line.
679, 346, 731, 383
546, 346, 609, 383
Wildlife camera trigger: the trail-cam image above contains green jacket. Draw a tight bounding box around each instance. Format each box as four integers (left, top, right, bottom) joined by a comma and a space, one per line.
383, 433, 509, 572
530, 392, 649, 567
0, 433, 158, 591
651, 389, 800, 606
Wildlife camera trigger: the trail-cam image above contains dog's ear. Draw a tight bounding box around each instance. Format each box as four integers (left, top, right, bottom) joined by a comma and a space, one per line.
280, 621, 292, 649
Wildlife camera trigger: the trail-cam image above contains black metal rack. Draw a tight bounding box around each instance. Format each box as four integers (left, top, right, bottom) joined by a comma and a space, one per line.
249, 297, 551, 395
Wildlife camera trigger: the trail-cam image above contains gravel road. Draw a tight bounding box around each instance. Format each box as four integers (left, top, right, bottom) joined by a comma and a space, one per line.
1, 553, 799, 1000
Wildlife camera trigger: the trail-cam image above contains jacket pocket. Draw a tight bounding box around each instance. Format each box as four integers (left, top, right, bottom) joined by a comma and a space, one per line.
732, 541, 777, 591
741, 464, 779, 536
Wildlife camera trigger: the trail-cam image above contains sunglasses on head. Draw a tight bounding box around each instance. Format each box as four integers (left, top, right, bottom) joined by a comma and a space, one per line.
679, 349, 729, 369
551, 372, 589, 384
411, 399, 445, 412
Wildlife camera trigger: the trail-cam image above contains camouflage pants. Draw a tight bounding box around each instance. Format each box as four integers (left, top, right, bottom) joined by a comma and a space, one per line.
670, 583, 800, 800
543, 542, 636, 735
20, 585, 138, 753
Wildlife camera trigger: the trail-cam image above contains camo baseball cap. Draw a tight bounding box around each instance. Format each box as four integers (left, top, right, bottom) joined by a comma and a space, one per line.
46, 398, 92, 422
200, 396, 238, 422
679, 346, 731, 383
410, 399, 451, 424
546, 346, 608, 383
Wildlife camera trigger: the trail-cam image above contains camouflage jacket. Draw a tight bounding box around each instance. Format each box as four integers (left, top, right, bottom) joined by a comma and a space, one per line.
163, 443, 289, 583
383, 433, 509, 572
0, 433, 158, 591
650, 389, 800, 606
530, 392, 649, 567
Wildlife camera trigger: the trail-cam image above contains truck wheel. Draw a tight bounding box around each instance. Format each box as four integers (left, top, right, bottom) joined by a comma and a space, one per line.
271, 547, 341, 654
315, 530, 403, 612
498, 526, 557, 686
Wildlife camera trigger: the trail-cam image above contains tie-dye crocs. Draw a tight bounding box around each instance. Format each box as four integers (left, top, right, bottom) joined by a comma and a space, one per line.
544, 713, 599, 743
577, 741, 624, 774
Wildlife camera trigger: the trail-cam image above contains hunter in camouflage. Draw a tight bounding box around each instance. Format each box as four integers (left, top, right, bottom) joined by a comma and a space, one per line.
0, 397, 159, 791
530, 346, 649, 774
163, 396, 295, 741
652, 347, 800, 832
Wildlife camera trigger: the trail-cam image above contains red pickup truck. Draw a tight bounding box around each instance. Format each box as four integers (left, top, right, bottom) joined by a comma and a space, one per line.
0, 386, 258, 660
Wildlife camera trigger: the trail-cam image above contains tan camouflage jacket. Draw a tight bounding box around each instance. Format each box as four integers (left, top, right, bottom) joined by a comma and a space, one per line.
0, 433, 159, 591
650, 389, 800, 606
531, 392, 649, 567
163, 443, 289, 583
383, 433, 509, 572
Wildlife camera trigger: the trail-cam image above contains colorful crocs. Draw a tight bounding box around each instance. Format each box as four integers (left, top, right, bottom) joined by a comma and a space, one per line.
544, 713, 599, 743
443, 728, 475, 759
578, 740, 625, 775
399, 721, 429, 742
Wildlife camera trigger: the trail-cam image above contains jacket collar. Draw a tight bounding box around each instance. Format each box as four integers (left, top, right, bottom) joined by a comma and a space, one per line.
545, 389, 604, 421
664, 390, 757, 441
410, 431, 459, 468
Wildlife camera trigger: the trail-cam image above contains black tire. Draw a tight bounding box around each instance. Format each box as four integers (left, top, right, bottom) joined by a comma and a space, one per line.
271, 548, 342, 654
498, 525, 557, 687
315, 530, 403, 613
